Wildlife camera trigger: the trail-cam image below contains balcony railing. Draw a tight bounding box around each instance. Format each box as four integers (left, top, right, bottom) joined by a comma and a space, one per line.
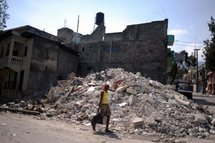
10, 56, 23, 64
0, 56, 24, 67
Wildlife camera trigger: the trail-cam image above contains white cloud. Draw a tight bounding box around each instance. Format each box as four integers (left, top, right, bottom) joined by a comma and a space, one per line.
172, 43, 205, 62
169, 29, 187, 36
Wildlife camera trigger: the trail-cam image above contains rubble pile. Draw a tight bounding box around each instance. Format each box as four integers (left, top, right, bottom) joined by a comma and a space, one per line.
1, 68, 215, 139
44, 68, 215, 138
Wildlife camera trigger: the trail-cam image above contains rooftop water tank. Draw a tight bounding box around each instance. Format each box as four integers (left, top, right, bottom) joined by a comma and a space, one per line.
95, 12, 104, 25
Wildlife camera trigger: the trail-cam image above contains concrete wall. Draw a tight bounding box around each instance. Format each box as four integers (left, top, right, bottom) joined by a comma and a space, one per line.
28, 37, 58, 91
27, 37, 78, 94
57, 47, 78, 79
57, 27, 74, 44
80, 25, 105, 43
77, 19, 168, 83
104, 33, 123, 42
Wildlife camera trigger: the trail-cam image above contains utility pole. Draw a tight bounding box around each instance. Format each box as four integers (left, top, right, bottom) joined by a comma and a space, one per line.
194, 48, 200, 92
75, 15, 80, 44
76, 15, 80, 33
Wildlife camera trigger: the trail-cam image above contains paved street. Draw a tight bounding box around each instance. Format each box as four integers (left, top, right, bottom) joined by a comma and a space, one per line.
193, 92, 215, 114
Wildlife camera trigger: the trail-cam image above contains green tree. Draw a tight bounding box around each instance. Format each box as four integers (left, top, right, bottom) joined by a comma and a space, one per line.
169, 50, 197, 84
186, 55, 197, 67
203, 17, 215, 71
0, 0, 9, 30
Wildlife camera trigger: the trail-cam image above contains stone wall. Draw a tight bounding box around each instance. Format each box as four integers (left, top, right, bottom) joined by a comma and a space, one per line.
77, 19, 168, 83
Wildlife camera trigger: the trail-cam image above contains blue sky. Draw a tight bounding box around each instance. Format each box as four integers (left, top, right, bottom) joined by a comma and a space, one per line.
6, 0, 215, 61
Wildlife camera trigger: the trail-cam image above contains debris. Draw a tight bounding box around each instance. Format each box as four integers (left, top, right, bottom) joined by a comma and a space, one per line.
128, 95, 136, 106
132, 117, 144, 128
115, 85, 128, 93
1, 68, 214, 140
0, 107, 40, 115
118, 102, 127, 107
193, 113, 208, 124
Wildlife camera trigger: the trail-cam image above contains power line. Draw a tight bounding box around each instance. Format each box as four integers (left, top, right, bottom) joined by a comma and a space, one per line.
174, 43, 203, 47
175, 40, 203, 44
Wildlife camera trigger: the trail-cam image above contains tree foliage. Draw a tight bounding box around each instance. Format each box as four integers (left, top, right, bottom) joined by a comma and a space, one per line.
203, 17, 215, 71
186, 55, 197, 67
0, 0, 9, 30
169, 51, 197, 84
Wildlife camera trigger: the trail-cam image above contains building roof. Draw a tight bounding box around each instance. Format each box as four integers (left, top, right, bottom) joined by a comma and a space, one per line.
0, 25, 79, 56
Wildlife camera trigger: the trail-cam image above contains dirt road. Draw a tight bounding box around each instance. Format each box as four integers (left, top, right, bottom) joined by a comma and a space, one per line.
1, 93, 215, 143
0, 112, 154, 143
1, 112, 215, 143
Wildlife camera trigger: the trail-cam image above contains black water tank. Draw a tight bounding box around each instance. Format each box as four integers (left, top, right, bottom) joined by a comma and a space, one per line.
95, 12, 104, 25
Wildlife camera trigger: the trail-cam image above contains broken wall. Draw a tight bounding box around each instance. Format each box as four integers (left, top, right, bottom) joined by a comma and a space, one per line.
57, 47, 78, 80
28, 37, 58, 92
78, 19, 168, 83
80, 25, 105, 43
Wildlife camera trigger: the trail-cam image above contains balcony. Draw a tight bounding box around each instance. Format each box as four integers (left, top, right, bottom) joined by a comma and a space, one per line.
0, 56, 24, 69
10, 56, 24, 64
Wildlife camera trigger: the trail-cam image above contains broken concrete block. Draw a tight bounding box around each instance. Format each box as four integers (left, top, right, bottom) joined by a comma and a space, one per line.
193, 113, 208, 124
75, 100, 86, 107
8, 102, 16, 108
118, 102, 127, 107
144, 117, 158, 127
174, 95, 190, 106
115, 85, 128, 93
126, 86, 138, 95
128, 95, 136, 106
209, 129, 215, 134
210, 117, 215, 126
132, 117, 143, 127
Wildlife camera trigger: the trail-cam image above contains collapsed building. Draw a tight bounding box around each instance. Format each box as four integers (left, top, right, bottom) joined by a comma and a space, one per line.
0, 12, 174, 99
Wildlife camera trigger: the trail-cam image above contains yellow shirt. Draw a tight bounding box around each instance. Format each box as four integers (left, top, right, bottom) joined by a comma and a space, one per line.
102, 91, 109, 104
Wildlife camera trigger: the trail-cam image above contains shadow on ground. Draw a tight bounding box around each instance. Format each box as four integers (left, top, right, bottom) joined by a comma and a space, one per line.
194, 98, 215, 106
93, 131, 121, 140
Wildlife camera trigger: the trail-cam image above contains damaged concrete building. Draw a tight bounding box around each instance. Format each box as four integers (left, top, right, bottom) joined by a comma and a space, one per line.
0, 26, 78, 98
75, 13, 169, 84
0, 12, 173, 99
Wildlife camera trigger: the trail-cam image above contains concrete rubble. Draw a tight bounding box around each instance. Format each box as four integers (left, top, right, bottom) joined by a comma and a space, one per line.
1, 68, 215, 141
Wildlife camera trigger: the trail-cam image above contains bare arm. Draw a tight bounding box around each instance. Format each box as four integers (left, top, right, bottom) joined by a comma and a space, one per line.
99, 91, 104, 107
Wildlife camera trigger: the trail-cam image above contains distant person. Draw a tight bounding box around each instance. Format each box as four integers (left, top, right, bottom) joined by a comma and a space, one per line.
207, 71, 212, 94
